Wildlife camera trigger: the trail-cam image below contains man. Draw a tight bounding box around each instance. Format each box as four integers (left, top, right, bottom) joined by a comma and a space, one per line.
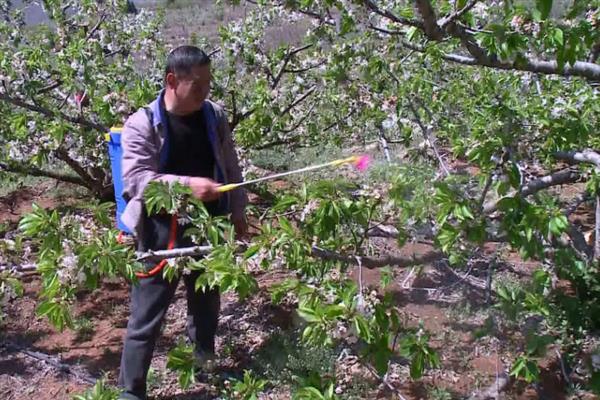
117, 45, 247, 400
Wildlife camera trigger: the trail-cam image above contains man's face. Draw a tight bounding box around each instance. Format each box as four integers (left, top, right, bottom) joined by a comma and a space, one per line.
168, 64, 211, 111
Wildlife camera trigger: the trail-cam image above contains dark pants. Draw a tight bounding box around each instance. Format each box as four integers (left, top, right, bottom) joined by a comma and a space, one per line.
118, 270, 220, 400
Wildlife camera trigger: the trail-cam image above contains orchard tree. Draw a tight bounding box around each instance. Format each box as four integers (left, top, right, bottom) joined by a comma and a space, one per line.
4, 0, 600, 397
216, 0, 600, 391
199, 0, 600, 392
0, 0, 165, 199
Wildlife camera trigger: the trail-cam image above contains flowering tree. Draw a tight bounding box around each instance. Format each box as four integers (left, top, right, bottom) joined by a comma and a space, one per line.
0, 0, 164, 199
4, 0, 600, 397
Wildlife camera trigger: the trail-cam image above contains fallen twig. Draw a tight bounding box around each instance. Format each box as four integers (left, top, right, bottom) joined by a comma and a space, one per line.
363, 362, 408, 400
1, 341, 98, 384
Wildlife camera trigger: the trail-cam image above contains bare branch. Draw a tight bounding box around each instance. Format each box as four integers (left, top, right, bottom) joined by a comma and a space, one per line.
565, 224, 593, 261
36, 80, 62, 95
283, 60, 326, 74
253, 138, 300, 150
230, 108, 254, 131
323, 108, 356, 132
2, 341, 97, 385
445, 21, 491, 63
564, 192, 593, 217
439, 0, 480, 29
378, 127, 391, 163
54, 148, 99, 189
478, 173, 494, 211
405, 99, 450, 177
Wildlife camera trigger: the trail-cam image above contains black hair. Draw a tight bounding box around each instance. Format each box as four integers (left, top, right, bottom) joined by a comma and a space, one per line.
164, 46, 211, 77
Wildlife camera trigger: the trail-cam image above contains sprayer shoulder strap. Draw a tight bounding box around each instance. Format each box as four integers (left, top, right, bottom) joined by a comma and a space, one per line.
143, 106, 153, 128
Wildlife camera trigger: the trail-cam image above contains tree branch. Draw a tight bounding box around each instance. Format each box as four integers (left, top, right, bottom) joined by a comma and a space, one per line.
361, 0, 423, 29
554, 150, 600, 168
280, 86, 315, 117
272, 44, 313, 89
438, 0, 480, 29
323, 108, 356, 132
483, 168, 582, 214
136, 245, 213, 262
230, 108, 254, 131
135, 244, 443, 269
283, 60, 326, 74
54, 149, 96, 185
395, 37, 600, 81
281, 102, 317, 134
311, 246, 443, 269
36, 80, 63, 95
0, 161, 89, 187
563, 191, 593, 217
85, 13, 107, 41
0, 92, 107, 131
2, 341, 98, 385
589, 41, 600, 63
253, 137, 300, 150
414, 0, 444, 40
405, 99, 450, 177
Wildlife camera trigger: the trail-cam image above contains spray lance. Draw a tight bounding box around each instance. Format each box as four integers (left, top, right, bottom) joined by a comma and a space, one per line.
217, 154, 372, 315
216, 154, 371, 193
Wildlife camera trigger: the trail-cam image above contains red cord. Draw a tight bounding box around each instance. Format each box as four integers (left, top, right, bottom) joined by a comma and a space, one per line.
135, 214, 178, 278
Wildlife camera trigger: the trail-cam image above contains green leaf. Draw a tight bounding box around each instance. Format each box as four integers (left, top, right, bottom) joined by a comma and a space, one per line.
536, 0, 553, 20
297, 306, 321, 323
410, 351, 425, 379
406, 26, 419, 42
510, 355, 540, 383
591, 370, 600, 394
279, 217, 295, 236
353, 315, 373, 343
380, 266, 393, 289
525, 334, 553, 357
166, 341, 196, 390
553, 28, 564, 46
243, 244, 261, 259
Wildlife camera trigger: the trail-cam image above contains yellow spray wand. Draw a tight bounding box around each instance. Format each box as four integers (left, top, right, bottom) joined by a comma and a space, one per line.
217, 155, 371, 193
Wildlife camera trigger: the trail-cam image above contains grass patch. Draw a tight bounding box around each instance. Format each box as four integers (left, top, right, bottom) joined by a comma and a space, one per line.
248, 329, 376, 398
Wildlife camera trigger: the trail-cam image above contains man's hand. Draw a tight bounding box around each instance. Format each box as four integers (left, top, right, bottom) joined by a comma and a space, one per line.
188, 177, 221, 202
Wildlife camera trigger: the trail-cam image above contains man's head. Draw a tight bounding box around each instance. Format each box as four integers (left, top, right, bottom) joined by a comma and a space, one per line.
164, 45, 211, 114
